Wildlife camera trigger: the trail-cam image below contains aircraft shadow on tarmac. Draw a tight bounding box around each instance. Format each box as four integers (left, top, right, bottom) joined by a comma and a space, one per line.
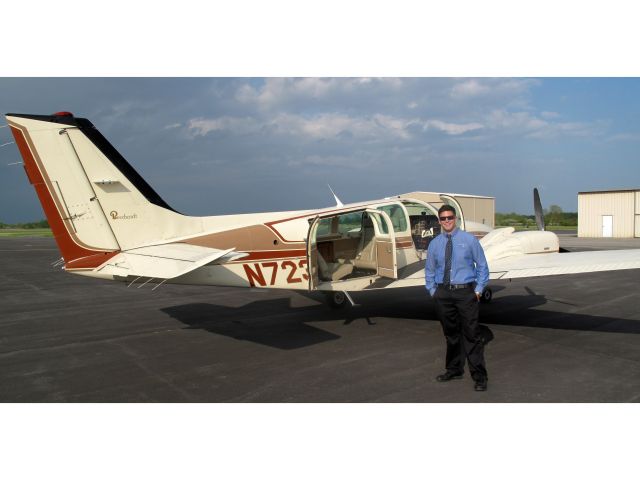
161, 285, 640, 350
162, 299, 344, 350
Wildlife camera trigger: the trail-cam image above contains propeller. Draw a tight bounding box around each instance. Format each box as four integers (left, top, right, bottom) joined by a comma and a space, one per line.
533, 187, 545, 231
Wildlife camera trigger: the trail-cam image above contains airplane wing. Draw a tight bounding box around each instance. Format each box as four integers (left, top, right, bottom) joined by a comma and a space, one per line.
488, 249, 640, 279
94, 243, 244, 280
383, 249, 640, 289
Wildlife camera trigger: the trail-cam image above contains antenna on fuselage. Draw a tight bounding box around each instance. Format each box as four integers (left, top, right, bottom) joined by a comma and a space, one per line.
1, 126, 18, 164
328, 184, 344, 207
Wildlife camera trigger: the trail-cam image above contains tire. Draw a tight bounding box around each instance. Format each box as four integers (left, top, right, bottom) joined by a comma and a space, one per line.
479, 288, 493, 304
326, 291, 349, 309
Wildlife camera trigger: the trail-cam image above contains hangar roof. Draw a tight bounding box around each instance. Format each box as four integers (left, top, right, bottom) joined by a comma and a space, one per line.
578, 188, 640, 195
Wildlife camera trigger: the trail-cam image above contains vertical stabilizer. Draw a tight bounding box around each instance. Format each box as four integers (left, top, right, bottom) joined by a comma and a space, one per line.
6, 112, 200, 269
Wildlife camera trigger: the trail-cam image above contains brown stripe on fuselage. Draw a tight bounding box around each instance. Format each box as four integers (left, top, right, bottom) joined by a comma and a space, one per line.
183, 224, 306, 252
184, 224, 416, 252
234, 250, 307, 262
9, 124, 118, 268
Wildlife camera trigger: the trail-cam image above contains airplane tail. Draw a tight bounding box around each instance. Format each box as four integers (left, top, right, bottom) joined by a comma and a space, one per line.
6, 112, 201, 270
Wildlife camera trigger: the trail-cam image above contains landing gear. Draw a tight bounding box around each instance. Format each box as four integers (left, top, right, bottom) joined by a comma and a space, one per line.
479, 287, 493, 304
326, 291, 347, 309
325, 291, 353, 309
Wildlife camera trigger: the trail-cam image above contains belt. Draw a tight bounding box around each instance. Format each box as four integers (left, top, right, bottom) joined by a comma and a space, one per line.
437, 283, 473, 290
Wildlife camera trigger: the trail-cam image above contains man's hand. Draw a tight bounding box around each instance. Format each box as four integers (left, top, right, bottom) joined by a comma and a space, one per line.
475, 292, 481, 302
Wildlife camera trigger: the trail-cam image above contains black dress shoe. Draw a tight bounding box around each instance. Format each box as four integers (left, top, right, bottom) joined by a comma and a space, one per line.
436, 372, 464, 382
474, 378, 488, 391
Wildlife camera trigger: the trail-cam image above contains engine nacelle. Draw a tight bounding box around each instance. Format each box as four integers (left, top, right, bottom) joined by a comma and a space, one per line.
480, 227, 559, 263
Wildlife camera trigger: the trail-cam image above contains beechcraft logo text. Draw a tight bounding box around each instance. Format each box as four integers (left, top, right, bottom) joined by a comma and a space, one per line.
110, 211, 138, 220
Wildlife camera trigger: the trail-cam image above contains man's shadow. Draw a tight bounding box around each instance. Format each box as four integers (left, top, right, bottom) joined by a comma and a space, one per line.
161, 285, 640, 350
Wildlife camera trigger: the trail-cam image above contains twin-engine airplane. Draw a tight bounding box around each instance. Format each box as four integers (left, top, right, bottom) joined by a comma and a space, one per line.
6, 112, 640, 308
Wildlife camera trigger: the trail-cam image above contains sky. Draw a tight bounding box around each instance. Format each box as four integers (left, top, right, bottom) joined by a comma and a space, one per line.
2, 77, 640, 223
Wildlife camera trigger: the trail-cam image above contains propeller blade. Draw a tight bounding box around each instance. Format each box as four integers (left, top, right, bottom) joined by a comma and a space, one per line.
533, 188, 545, 231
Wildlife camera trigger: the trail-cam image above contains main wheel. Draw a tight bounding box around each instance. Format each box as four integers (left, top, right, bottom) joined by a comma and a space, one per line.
326, 291, 348, 309
479, 288, 493, 304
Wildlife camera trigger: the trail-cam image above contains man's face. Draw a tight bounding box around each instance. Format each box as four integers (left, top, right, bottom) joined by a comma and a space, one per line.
439, 210, 457, 233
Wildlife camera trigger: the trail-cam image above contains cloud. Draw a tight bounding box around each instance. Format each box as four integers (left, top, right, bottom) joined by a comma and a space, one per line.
187, 112, 418, 140
425, 120, 484, 135
540, 111, 560, 119
235, 78, 347, 108
606, 133, 640, 142
187, 116, 259, 136
450, 79, 491, 98
234, 77, 408, 112
449, 78, 538, 101
483, 109, 602, 139
186, 112, 489, 141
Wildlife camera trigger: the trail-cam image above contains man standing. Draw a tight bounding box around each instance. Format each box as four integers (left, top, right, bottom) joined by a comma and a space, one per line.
425, 205, 490, 391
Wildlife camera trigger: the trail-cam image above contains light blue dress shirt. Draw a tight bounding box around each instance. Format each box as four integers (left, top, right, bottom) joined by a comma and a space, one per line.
425, 228, 489, 297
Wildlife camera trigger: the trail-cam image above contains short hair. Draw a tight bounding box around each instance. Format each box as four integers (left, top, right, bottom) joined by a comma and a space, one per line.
438, 204, 456, 216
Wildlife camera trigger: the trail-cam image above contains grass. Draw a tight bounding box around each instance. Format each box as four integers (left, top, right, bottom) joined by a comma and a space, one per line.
496, 225, 577, 231
0, 228, 53, 237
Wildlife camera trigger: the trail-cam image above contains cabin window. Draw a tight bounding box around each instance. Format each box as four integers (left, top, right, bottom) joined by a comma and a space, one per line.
377, 204, 408, 234
316, 218, 332, 237
337, 212, 363, 235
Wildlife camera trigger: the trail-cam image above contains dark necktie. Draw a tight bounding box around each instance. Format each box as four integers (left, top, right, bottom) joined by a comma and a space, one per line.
443, 234, 452, 286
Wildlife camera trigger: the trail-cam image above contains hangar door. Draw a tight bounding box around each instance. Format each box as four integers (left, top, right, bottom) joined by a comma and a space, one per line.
602, 216, 613, 238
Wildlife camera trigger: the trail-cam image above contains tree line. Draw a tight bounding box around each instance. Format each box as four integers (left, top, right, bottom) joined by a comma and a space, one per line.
0, 219, 50, 229
496, 205, 577, 227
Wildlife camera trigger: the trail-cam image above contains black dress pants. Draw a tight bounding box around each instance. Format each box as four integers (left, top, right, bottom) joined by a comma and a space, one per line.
434, 286, 487, 381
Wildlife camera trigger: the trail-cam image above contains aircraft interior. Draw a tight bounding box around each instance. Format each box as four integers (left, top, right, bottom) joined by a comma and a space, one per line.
313, 200, 442, 285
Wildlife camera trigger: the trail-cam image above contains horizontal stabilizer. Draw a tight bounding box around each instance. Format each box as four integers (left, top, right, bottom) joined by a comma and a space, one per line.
95, 243, 243, 279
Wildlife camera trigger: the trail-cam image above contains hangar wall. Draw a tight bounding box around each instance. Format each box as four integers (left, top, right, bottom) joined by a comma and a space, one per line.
399, 191, 495, 228
578, 190, 639, 238
455, 196, 495, 229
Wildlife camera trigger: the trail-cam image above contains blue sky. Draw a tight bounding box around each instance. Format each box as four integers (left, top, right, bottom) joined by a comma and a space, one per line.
1, 77, 640, 223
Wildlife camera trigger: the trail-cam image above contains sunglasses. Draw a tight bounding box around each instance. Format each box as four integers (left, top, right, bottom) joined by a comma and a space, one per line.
439, 215, 455, 221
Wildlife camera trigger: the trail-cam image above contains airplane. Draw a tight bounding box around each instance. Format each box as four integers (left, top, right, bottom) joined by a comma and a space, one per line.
5, 111, 640, 309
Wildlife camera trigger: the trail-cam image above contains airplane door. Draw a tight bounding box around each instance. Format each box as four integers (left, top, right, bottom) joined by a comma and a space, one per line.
306, 216, 320, 290
366, 209, 397, 279
440, 195, 465, 231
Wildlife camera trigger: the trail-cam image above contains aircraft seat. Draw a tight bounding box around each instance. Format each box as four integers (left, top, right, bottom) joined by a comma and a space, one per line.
317, 252, 354, 281
353, 215, 377, 270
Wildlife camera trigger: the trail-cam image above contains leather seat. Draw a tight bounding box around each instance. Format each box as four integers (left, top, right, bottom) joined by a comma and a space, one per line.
317, 252, 354, 281
353, 215, 377, 270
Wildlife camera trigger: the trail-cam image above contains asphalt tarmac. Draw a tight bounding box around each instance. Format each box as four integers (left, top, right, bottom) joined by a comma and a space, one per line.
1, 236, 639, 402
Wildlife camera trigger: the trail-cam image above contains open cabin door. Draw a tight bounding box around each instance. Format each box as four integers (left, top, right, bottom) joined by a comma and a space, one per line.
366, 209, 397, 279
306, 208, 398, 291
306, 215, 320, 291
440, 195, 465, 231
